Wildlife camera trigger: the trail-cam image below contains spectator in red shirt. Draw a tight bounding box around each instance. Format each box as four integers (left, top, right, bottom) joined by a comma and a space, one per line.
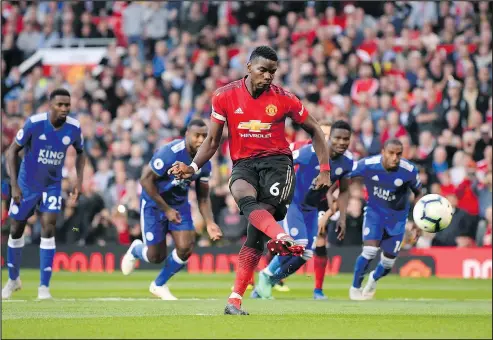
381, 110, 408, 144
351, 63, 379, 105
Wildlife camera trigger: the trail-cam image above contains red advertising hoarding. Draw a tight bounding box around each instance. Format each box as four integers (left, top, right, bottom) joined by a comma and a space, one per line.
1, 245, 490, 279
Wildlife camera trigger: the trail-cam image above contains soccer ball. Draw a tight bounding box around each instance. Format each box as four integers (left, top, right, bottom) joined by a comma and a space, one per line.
412, 194, 453, 233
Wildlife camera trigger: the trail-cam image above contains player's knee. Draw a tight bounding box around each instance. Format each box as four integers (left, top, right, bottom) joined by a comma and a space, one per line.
361, 246, 379, 260
41, 218, 57, 236
10, 224, 25, 239
237, 196, 260, 218
175, 246, 193, 262
41, 226, 56, 238
230, 180, 256, 201
146, 250, 166, 264
380, 253, 396, 269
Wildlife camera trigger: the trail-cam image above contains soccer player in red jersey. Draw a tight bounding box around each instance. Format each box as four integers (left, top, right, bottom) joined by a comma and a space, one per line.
170, 46, 332, 315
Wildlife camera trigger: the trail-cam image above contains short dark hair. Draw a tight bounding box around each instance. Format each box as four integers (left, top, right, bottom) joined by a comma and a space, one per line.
249, 46, 278, 63
181, 118, 207, 136
384, 138, 403, 149
330, 120, 352, 135
49, 88, 71, 100
188, 119, 207, 129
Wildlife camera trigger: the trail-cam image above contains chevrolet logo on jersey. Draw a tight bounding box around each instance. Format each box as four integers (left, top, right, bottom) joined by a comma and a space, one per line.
238, 120, 272, 132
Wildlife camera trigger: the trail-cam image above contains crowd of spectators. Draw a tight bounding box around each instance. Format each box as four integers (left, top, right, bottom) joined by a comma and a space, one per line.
1, 1, 491, 250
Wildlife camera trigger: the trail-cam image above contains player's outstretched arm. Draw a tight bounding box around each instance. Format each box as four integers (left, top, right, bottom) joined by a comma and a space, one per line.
169, 120, 224, 179
300, 114, 331, 188
195, 180, 222, 241
6, 143, 24, 204
140, 165, 182, 223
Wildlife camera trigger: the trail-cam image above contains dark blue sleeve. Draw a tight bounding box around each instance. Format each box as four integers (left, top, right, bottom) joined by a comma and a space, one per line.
293, 145, 314, 165
347, 159, 366, 178
341, 158, 354, 179
149, 146, 175, 177
409, 167, 422, 194
15, 118, 34, 147
72, 128, 84, 153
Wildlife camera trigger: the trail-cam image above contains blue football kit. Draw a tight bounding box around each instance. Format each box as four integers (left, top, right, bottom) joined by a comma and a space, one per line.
284, 144, 354, 252
9, 112, 83, 220
348, 155, 421, 256
4, 112, 83, 296
140, 139, 211, 245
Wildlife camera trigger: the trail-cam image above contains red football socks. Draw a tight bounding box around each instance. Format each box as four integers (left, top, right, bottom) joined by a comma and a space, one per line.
229, 246, 263, 306
314, 255, 328, 290
248, 209, 286, 240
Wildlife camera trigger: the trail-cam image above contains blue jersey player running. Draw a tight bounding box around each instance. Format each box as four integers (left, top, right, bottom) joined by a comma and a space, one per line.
254, 120, 353, 300
121, 119, 222, 300
348, 138, 422, 300
2, 89, 86, 300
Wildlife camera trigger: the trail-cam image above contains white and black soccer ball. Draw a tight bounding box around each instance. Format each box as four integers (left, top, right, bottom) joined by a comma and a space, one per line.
412, 194, 454, 233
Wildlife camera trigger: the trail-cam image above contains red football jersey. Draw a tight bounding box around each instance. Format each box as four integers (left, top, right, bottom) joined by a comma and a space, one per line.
211, 77, 309, 163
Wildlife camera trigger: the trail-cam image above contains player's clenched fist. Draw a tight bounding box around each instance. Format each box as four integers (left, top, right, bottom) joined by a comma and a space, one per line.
168, 161, 194, 179
164, 207, 182, 224
314, 171, 331, 190
11, 184, 23, 204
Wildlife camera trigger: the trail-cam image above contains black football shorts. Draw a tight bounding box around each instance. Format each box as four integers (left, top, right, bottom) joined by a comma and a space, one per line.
229, 154, 295, 221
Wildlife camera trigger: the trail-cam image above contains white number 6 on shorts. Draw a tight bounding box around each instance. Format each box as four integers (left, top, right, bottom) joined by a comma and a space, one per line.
270, 182, 280, 197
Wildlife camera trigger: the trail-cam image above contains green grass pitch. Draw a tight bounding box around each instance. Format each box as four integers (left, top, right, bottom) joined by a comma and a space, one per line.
2, 270, 492, 339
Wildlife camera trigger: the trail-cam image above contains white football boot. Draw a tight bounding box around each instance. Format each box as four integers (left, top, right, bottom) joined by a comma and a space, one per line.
121, 239, 143, 276
149, 282, 177, 300
349, 286, 366, 301
362, 270, 377, 300
2, 278, 22, 299
37, 285, 53, 300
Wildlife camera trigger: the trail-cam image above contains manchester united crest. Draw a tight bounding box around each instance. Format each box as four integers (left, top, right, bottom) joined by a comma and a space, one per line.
265, 104, 278, 116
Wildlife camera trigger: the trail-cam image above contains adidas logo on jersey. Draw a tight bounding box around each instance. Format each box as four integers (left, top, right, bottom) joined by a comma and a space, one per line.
37, 149, 65, 165
39, 134, 47, 140
234, 108, 244, 114
372, 175, 379, 181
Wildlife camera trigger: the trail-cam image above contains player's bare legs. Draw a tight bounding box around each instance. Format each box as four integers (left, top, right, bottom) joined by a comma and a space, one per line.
171, 230, 195, 264
38, 212, 58, 299
350, 240, 379, 300
2, 219, 27, 299
144, 240, 168, 264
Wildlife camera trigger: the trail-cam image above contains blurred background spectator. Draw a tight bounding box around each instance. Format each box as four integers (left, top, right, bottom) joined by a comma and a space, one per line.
1, 1, 491, 250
